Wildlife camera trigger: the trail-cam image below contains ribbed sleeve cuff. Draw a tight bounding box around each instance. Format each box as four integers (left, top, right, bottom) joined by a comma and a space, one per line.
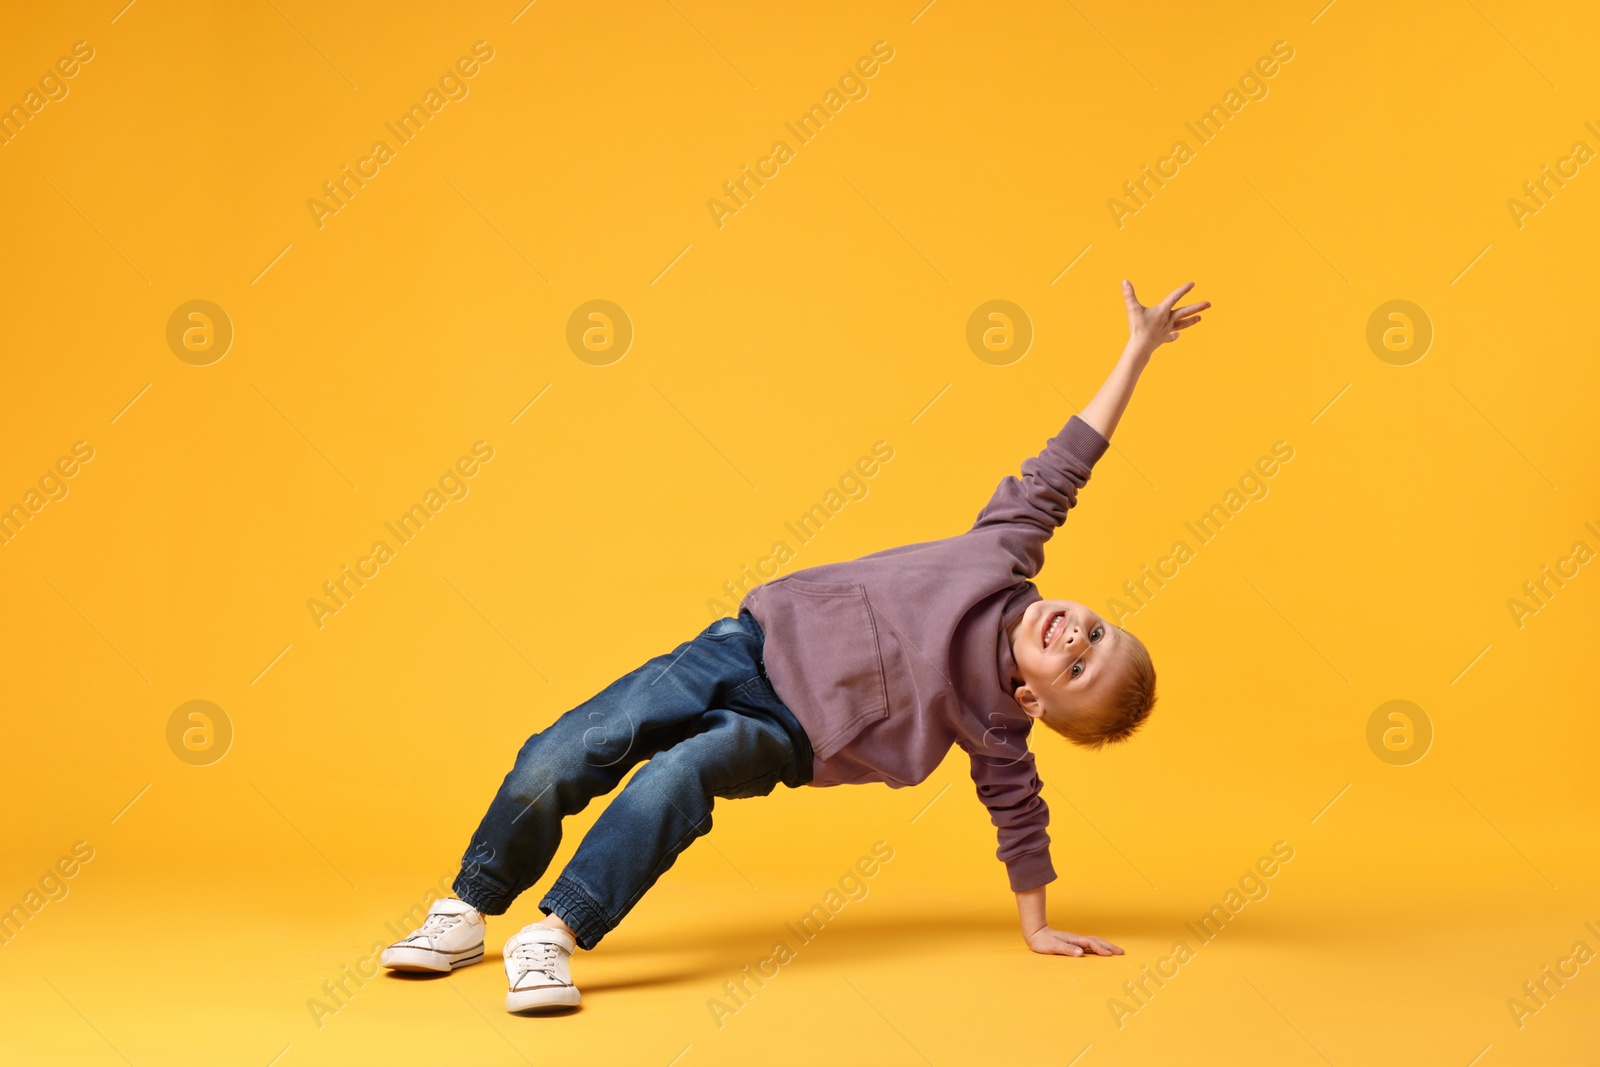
1005, 848, 1057, 893
1059, 416, 1110, 468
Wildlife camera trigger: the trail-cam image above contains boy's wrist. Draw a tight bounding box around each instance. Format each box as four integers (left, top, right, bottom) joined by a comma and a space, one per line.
1015, 884, 1048, 935
1122, 340, 1155, 365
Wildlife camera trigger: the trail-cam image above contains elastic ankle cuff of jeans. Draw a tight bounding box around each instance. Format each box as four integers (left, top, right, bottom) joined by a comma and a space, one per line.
540, 877, 609, 951
453, 872, 511, 916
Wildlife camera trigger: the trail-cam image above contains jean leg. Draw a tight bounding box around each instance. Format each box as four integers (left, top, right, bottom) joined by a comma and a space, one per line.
452, 617, 767, 914
539, 682, 804, 950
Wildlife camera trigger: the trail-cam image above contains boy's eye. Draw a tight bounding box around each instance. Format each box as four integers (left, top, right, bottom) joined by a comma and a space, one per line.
1070, 662, 1084, 678
1090, 626, 1104, 642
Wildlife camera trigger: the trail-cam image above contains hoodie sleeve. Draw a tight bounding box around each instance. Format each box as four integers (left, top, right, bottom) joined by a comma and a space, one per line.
970, 415, 1110, 581
963, 741, 1056, 892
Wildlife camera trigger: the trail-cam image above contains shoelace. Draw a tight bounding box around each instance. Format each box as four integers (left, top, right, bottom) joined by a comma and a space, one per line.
415, 912, 463, 941
510, 938, 562, 982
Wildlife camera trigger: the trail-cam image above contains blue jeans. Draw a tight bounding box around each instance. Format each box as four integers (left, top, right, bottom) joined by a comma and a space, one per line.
452, 609, 813, 949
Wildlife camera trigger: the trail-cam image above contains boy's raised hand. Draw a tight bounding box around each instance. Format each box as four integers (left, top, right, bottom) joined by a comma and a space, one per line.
1123, 279, 1209, 357
1078, 279, 1209, 438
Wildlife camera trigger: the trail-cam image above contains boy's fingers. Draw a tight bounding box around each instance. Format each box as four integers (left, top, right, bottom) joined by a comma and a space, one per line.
1158, 281, 1195, 310
1173, 301, 1210, 317
1122, 279, 1140, 311
1174, 315, 1202, 329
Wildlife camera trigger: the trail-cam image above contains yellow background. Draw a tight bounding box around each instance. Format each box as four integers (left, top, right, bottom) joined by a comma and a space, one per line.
2, 1, 1597, 1063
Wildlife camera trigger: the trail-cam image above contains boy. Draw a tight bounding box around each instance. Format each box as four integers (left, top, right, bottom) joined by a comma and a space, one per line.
381, 280, 1209, 1011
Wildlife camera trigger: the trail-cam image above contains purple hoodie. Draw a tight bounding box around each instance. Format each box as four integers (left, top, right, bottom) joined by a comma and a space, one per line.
741, 415, 1110, 892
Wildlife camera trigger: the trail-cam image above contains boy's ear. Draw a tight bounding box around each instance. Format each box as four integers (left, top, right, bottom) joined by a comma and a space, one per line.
1013, 687, 1047, 720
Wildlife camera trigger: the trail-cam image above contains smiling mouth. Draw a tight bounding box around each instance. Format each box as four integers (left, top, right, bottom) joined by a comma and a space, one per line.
1043, 610, 1066, 648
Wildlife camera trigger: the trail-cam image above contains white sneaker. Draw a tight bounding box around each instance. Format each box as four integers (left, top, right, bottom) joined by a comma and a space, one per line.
380, 898, 486, 972
503, 924, 581, 1012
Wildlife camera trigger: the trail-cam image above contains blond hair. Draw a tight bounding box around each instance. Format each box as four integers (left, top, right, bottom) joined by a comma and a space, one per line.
1049, 629, 1156, 749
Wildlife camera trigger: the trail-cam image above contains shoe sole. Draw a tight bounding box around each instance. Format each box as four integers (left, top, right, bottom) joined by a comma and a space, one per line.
381, 944, 486, 973
506, 986, 582, 1012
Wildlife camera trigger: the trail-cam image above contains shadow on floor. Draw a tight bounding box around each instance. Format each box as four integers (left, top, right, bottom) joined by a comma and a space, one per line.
575, 906, 1182, 996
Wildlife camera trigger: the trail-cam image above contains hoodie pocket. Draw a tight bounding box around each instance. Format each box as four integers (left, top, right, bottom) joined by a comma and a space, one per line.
762, 577, 890, 761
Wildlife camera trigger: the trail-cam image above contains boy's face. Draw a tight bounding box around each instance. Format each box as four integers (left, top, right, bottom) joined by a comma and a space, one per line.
1006, 599, 1130, 726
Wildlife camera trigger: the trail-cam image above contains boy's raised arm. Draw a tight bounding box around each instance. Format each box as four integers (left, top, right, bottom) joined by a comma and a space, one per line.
966, 281, 1208, 583
1079, 280, 1209, 441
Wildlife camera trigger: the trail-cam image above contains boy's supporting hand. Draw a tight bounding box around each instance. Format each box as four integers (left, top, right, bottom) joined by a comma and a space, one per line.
1024, 924, 1124, 958
1015, 885, 1123, 956
1122, 279, 1209, 359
